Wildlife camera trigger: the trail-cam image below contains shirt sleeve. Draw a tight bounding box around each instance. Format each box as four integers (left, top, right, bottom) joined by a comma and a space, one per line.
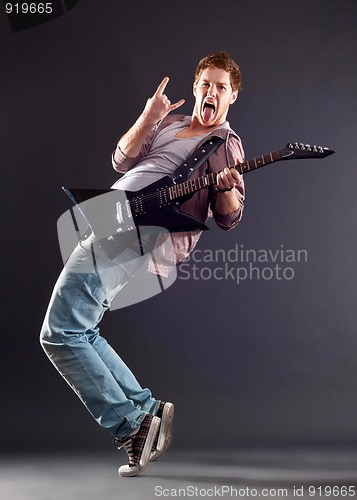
210, 133, 245, 230
112, 146, 141, 173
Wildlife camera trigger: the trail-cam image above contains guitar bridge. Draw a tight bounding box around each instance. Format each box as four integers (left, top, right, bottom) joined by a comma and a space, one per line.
116, 201, 124, 224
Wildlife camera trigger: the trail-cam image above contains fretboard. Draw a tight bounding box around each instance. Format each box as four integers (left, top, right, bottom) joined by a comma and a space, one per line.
168, 149, 283, 201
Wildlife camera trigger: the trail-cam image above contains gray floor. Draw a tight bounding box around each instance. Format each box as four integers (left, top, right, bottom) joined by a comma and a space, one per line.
1, 449, 357, 500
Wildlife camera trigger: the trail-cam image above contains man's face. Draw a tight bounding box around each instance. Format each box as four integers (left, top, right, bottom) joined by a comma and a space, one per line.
193, 67, 238, 127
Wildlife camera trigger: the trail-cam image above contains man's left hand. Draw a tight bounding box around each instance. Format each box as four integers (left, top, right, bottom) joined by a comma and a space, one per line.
216, 167, 242, 192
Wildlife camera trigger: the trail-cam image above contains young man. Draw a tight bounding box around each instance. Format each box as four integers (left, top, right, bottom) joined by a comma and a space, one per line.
40, 51, 245, 477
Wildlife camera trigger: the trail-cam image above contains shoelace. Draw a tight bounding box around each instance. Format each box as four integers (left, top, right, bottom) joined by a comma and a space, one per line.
115, 437, 136, 466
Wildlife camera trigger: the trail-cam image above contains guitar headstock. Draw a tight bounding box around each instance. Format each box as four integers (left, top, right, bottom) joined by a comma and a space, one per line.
282, 142, 335, 159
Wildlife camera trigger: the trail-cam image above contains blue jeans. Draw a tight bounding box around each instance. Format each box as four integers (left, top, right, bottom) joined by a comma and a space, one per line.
40, 234, 159, 440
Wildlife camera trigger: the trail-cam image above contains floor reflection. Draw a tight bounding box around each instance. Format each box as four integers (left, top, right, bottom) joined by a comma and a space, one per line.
1, 448, 356, 500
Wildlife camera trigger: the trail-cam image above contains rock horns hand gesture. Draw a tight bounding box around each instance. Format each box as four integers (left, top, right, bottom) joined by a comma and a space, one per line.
143, 77, 185, 124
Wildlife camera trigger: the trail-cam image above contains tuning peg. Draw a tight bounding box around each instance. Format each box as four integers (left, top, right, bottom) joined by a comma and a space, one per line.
305, 144, 311, 151
313, 145, 318, 152
299, 143, 306, 150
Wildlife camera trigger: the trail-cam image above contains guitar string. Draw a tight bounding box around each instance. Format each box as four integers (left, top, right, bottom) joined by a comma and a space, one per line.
129, 163, 243, 208
117, 146, 329, 219
127, 153, 274, 209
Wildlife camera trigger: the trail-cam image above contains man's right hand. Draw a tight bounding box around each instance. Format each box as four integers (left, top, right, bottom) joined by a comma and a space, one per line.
142, 77, 185, 125
117, 77, 185, 159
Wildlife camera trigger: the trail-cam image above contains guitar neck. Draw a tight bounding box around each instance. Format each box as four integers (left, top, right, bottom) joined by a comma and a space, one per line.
169, 149, 283, 200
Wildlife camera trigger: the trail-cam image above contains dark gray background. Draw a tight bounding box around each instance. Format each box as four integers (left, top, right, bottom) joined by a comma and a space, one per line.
1, 0, 356, 454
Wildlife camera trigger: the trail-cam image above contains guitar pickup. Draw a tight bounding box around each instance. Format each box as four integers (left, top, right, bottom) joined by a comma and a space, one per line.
131, 195, 146, 217
158, 187, 171, 208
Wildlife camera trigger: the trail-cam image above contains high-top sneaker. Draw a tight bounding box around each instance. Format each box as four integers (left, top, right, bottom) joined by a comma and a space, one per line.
150, 401, 174, 461
115, 414, 160, 477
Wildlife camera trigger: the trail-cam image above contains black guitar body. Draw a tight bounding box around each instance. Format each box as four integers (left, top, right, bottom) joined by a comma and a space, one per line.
63, 175, 209, 238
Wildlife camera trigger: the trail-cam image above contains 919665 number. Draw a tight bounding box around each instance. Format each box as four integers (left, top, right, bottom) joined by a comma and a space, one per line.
5, 3, 53, 14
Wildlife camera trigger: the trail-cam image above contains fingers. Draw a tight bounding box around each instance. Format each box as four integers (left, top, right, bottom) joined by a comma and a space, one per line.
153, 76, 185, 110
149, 76, 185, 121
231, 168, 242, 184
154, 76, 170, 96
169, 98, 185, 111
217, 169, 232, 190
217, 167, 242, 190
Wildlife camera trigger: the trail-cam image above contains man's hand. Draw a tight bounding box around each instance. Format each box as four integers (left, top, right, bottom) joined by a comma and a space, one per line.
117, 77, 185, 158
216, 166, 242, 192
142, 77, 185, 125
215, 165, 243, 215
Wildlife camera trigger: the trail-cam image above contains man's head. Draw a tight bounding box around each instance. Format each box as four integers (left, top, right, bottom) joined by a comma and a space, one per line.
192, 51, 242, 128
194, 51, 242, 92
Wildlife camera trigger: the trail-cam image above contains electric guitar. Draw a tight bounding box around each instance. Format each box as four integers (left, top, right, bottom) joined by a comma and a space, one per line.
63, 142, 334, 258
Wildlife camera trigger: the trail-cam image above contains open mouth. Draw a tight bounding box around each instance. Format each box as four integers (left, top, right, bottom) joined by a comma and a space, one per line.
202, 102, 216, 123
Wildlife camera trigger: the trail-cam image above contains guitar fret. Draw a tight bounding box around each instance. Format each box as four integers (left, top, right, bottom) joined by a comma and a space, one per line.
167, 149, 284, 202
119, 146, 297, 226
273, 150, 281, 162
241, 162, 249, 173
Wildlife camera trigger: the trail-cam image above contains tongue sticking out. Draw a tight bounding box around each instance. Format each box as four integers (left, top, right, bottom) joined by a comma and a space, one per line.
202, 104, 215, 123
